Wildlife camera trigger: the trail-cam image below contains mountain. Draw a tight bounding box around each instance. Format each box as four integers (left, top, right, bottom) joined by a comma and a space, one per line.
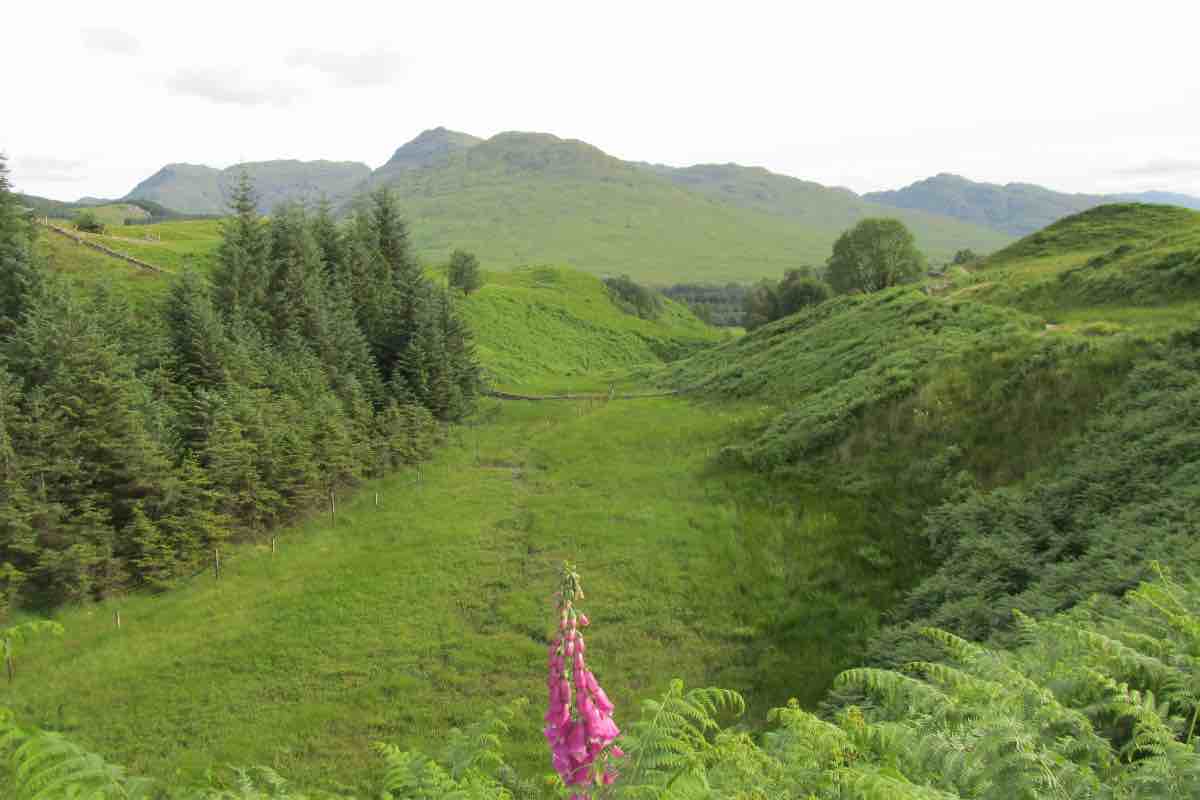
125, 159, 371, 215
372, 126, 482, 181
1114, 190, 1200, 210
866, 173, 1200, 236
356, 131, 1010, 282
120, 130, 1012, 282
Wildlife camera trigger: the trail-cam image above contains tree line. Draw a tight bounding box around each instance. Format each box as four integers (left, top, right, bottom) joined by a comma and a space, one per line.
665, 218, 937, 331
0, 157, 479, 611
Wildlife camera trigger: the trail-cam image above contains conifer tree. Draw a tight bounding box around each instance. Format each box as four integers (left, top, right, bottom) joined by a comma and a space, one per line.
0, 154, 42, 334
212, 171, 270, 324
310, 196, 346, 280
265, 203, 327, 343
165, 270, 230, 395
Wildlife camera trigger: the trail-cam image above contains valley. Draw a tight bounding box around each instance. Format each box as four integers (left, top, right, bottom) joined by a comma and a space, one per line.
3, 148, 1200, 797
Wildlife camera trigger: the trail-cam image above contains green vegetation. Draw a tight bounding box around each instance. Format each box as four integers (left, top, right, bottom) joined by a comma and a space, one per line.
364, 132, 1009, 283
447, 249, 482, 295
825, 217, 925, 294
6, 145, 1200, 800
601, 274, 663, 321
458, 267, 718, 391
72, 209, 105, 233
960, 203, 1200, 321
661, 282, 749, 327
118, 130, 1011, 284
742, 268, 832, 331
0, 171, 479, 609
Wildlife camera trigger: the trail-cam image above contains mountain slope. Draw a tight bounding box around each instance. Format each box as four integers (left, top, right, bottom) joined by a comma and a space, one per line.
371, 126, 482, 183
865, 173, 1104, 236
361, 131, 1010, 282
867, 172, 1200, 236
125, 159, 371, 214
1114, 189, 1200, 210
120, 130, 1012, 282
644, 162, 1018, 263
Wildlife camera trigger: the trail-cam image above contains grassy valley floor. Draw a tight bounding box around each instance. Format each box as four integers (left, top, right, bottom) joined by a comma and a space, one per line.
2, 393, 894, 794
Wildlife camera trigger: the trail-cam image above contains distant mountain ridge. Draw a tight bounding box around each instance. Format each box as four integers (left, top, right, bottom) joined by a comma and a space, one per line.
865, 173, 1200, 236
125, 160, 371, 215
117, 128, 1016, 281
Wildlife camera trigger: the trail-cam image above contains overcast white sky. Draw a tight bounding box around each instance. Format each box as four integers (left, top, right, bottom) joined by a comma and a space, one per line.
5, 0, 1199, 201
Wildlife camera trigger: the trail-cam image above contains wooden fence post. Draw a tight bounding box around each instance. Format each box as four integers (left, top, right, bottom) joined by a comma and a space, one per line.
329, 490, 337, 525
114, 609, 121, 629
213, 547, 221, 580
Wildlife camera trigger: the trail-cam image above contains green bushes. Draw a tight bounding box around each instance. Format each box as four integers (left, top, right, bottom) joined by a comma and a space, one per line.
872, 328, 1200, 664
72, 209, 105, 233
603, 274, 663, 320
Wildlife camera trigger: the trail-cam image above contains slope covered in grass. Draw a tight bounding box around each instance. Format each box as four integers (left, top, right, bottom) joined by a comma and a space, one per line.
459, 266, 720, 390
363, 132, 1011, 283
964, 203, 1200, 317
651, 201, 1200, 673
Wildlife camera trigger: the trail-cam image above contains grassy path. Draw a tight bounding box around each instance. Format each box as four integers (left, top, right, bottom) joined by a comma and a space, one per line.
5, 395, 874, 793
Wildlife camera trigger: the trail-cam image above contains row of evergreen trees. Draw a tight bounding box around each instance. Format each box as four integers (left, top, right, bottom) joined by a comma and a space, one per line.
0, 159, 479, 611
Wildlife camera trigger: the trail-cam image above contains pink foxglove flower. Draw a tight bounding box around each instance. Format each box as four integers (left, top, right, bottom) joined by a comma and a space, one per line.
545, 563, 622, 795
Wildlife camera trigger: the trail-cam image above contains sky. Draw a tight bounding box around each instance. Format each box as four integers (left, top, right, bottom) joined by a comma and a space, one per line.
5, 0, 1199, 201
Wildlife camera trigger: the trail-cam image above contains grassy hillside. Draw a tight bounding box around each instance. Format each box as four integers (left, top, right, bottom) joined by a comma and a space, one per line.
364, 132, 1010, 283
459, 266, 721, 390
648, 200, 1200, 665
955, 203, 1200, 326
34, 223, 718, 385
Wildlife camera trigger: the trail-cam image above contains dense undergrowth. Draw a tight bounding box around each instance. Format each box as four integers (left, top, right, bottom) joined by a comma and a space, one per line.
8, 567, 1200, 798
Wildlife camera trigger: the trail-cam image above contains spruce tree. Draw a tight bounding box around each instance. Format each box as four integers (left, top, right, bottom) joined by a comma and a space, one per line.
310, 196, 346, 280
212, 171, 269, 324
0, 154, 42, 334
164, 270, 229, 395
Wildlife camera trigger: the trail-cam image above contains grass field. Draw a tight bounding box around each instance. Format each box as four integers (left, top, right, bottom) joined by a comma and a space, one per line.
1, 394, 900, 794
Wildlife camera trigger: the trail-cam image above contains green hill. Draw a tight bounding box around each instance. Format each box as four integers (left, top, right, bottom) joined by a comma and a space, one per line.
955, 203, 1200, 327
459, 266, 721, 390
